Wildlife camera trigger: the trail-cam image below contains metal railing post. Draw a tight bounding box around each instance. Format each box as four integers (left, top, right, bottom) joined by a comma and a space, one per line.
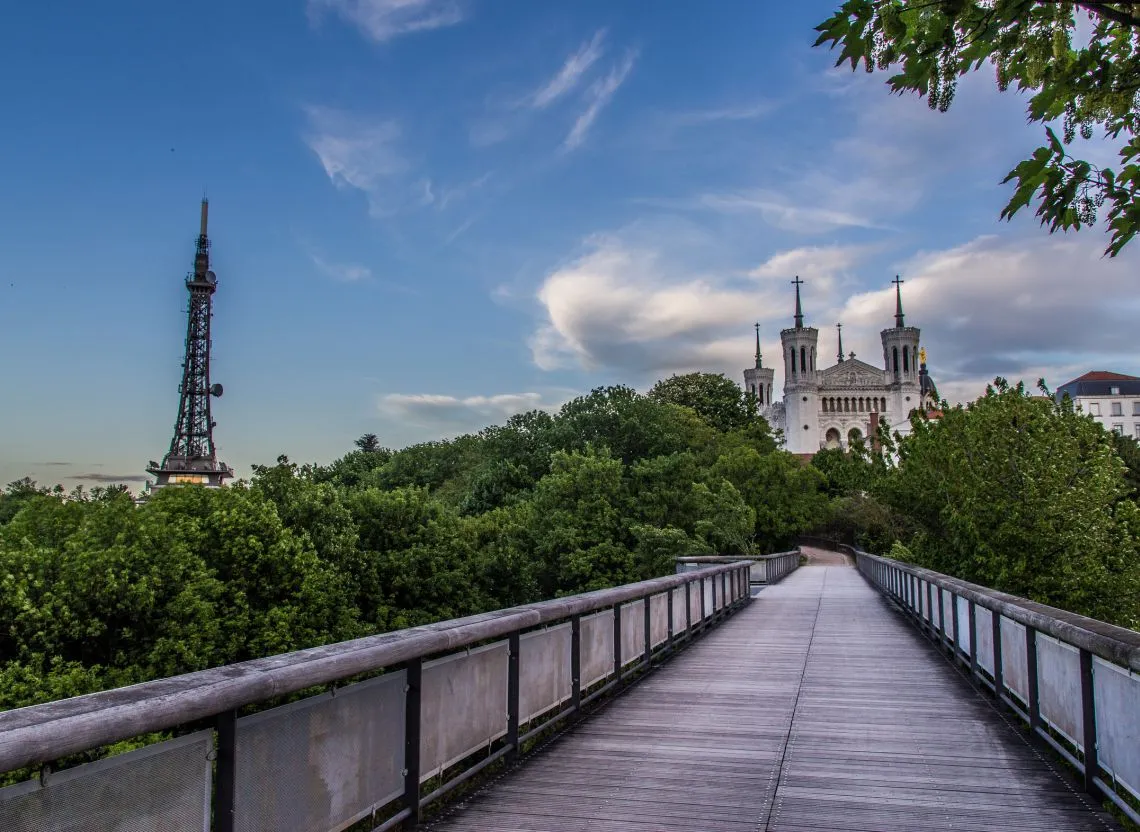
643, 597, 652, 666
699, 577, 706, 627
507, 632, 520, 763
968, 600, 978, 680
992, 612, 1005, 708
685, 580, 692, 635
937, 587, 948, 654
1079, 649, 1099, 794
1025, 625, 1041, 735
613, 602, 623, 681
951, 592, 961, 664
570, 614, 582, 714
214, 709, 237, 832
404, 657, 422, 827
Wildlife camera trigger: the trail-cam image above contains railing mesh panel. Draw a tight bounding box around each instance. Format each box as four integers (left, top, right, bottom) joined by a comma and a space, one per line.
234, 672, 404, 832
620, 600, 645, 666
580, 609, 614, 688
421, 641, 508, 779
670, 586, 686, 634
1093, 656, 1140, 802
702, 579, 714, 619
955, 595, 971, 654
975, 606, 995, 675
1000, 616, 1028, 703
519, 623, 572, 723
649, 592, 669, 648
0, 731, 211, 832
1036, 633, 1082, 747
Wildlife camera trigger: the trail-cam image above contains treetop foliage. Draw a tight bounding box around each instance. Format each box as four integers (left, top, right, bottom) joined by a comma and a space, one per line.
0, 374, 824, 718
815, 1, 1140, 255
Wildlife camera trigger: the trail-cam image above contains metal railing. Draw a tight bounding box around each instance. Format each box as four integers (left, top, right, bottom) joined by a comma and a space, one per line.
0, 561, 751, 831
675, 549, 800, 585
855, 548, 1140, 825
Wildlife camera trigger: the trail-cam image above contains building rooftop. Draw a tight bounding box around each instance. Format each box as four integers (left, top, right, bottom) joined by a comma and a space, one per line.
1056, 370, 1140, 399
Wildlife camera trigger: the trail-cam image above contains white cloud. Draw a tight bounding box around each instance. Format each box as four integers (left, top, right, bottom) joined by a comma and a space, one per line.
304, 107, 406, 212
564, 50, 638, 151
309, 251, 372, 282
530, 236, 780, 374
530, 30, 607, 110
668, 101, 774, 127
750, 245, 866, 283
695, 191, 886, 234
308, 0, 464, 42
833, 233, 1140, 403
380, 391, 561, 427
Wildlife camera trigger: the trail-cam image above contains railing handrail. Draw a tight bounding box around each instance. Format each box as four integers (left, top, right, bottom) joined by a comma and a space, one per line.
0, 560, 748, 774
852, 548, 1140, 673
675, 550, 799, 563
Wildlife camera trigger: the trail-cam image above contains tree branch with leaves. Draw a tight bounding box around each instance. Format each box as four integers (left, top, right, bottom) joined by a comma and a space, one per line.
815, 0, 1140, 256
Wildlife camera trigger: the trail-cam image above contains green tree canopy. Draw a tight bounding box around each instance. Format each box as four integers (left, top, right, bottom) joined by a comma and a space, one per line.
815, 1, 1140, 255
648, 372, 761, 433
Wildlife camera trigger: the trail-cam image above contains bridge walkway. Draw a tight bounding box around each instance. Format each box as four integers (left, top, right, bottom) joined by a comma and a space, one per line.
426, 565, 1118, 831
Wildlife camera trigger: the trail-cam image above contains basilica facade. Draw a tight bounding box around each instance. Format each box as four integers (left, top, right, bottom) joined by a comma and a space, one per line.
743, 278, 938, 455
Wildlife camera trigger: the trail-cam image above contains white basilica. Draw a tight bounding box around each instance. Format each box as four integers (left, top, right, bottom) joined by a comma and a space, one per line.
744, 277, 938, 455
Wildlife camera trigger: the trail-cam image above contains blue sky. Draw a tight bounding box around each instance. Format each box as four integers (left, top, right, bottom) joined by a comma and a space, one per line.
2, 0, 1138, 489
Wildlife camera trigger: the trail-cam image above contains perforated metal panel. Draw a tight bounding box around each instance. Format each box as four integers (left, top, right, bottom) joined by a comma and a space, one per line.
975, 606, 995, 674
1093, 656, 1140, 802
940, 588, 954, 635
702, 579, 714, 619
581, 609, 614, 688
519, 623, 572, 723
1036, 633, 1082, 747
649, 592, 669, 648
422, 641, 508, 779
955, 595, 971, 653
1000, 616, 1028, 702
688, 582, 702, 624
670, 586, 686, 635
620, 600, 646, 666
234, 673, 405, 832
0, 731, 212, 832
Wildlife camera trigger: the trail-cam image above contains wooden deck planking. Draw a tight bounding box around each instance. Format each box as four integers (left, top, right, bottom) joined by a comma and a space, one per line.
426, 566, 1119, 831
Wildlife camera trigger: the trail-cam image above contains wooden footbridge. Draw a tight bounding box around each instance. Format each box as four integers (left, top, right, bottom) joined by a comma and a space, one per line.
2, 548, 1138, 831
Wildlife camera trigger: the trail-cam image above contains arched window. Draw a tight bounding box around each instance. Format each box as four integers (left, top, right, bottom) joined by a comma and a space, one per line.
848, 427, 862, 444
858, 397, 864, 412
767, 384, 772, 403
893, 346, 899, 375
758, 385, 764, 405
790, 348, 796, 373
845, 398, 851, 412
903, 346, 910, 372
881, 397, 887, 412
825, 428, 841, 449
800, 346, 807, 374
811, 348, 815, 371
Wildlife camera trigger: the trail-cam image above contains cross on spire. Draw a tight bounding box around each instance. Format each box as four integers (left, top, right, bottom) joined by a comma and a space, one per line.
892, 275, 905, 328
754, 322, 763, 369
792, 276, 804, 329
836, 322, 844, 363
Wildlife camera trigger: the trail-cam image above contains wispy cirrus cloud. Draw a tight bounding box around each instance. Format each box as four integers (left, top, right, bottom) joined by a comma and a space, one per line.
73, 472, 150, 483
564, 50, 638, 151
529, 29, 607, 109
304, 106, 406, 213
668, 101, 775, 127
309, 251, 372, 282
308, 0, 464, 42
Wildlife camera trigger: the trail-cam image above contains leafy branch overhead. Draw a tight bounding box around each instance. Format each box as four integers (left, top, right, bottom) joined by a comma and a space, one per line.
814, 0, 1140, 256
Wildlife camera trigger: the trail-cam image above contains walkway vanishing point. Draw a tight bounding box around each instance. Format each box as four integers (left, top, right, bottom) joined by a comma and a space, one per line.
427, 556, 1121, 831
2, 547, 1138, 832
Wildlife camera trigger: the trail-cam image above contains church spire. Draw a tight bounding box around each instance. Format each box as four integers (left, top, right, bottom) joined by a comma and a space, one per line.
754, 322, 763, 368
792, 276, 804, 329
836, 322, 844, 363
892, 275, 905, 328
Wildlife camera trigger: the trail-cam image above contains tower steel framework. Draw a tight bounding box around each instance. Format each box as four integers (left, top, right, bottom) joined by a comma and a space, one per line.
146, 200, 232, 489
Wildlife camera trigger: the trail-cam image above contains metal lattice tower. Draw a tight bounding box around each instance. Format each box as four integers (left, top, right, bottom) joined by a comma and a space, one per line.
146, 199, 232, 490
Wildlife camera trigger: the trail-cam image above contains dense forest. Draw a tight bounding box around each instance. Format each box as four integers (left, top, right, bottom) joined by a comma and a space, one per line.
2, 373, 1138, 713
